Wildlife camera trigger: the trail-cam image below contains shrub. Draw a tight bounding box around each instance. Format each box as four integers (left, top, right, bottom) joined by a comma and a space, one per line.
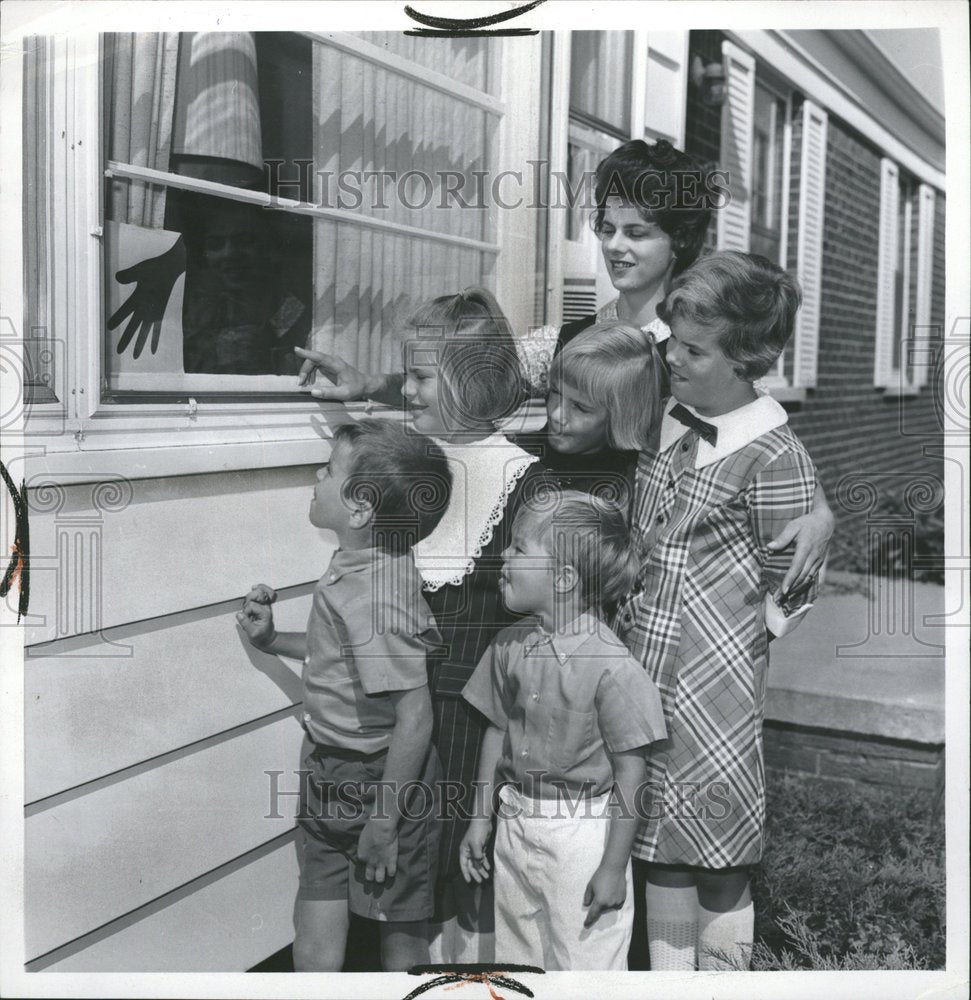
830, 486, 944, 585
751, 774, 945, 970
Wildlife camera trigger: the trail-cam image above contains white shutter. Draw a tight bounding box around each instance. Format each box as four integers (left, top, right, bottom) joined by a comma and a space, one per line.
642, 31, 688, 147
874, 158, 899, 388
716, 41, 755, 252
793, 100, 827, 388
913, 184, 936, 387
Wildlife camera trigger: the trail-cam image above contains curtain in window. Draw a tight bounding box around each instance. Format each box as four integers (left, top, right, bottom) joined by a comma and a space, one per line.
569, 32, 631, 133
171, 32, 263, 181
104, 33, 180, 228
311, 39, 498, 374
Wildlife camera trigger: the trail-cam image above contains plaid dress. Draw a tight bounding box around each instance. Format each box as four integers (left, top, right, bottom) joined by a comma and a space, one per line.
614, 397, 817, 868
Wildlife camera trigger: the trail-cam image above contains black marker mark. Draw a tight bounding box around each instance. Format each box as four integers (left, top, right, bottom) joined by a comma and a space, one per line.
0, 460, 30, 622
404, 0, 546, 36
403, 963, 543, 1000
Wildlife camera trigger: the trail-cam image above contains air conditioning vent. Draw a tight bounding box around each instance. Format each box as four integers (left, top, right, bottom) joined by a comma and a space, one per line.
562, 278, 597, 322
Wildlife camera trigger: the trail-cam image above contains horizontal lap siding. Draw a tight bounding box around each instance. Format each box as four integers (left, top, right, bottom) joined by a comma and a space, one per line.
25, 465, 331, 968
35, 836, 299, 972
26, 713, 305, 961
24, 465, 325, 646
26, 590, 312, 802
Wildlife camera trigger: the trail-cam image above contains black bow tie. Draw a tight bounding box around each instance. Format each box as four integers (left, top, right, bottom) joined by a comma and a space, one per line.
669, 404, 718, 447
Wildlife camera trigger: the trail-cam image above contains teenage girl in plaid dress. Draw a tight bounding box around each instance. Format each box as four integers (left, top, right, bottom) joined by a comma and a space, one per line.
614, 252, 820, 971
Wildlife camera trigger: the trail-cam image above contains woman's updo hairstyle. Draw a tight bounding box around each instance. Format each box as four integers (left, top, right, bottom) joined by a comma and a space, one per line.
406, 287, 527, 429
592, 139, 715, 276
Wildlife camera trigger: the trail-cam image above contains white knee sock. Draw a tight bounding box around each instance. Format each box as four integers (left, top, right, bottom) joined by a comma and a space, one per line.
644, 883, 698, 971
697, 901, 754, 971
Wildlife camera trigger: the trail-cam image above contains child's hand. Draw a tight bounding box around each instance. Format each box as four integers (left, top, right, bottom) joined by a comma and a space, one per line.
582, 862, 627, 927
458, 819, 493, 884
236, 596, 277, 650
245, 583, 278, 606
295, 347, 370, 401
356, 817, 398, 883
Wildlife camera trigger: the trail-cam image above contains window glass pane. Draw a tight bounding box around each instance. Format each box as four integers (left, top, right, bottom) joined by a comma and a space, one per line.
355, 33, 496, 94
750, 83, 783, 264
101, 31, 502, 396
565, 138, 603, 242
569, 32, 632, 135
308, 39, 496, 374
104, 32, 313, 393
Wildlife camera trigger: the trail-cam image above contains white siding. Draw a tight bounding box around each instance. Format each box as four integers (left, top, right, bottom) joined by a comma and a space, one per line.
25, 591, 311, 802
25, 714, 304, 960
23, 465, 329, 968
35, 837, 298, 972
24, 465, 323, 647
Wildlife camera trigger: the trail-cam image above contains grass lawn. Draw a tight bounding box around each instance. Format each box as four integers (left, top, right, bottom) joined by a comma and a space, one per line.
751, 772, 946, 970
253, 770, 946, 973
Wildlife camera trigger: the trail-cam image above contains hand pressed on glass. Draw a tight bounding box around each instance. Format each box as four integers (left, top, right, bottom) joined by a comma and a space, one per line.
109, 239, 186, 359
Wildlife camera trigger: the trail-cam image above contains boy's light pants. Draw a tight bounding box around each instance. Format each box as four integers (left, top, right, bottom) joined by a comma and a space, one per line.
493, 784, 633, 970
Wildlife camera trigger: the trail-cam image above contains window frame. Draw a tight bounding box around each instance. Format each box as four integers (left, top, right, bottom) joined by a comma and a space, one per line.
718, 41, 826, 401
748, 76, 793, 391
20, 31, 547, 480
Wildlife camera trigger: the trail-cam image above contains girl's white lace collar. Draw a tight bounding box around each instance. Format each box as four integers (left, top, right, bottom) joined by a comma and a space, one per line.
413, 432, 537, 591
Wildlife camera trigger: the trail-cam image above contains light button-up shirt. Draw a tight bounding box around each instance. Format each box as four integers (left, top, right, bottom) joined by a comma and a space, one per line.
463, 613, 666, 799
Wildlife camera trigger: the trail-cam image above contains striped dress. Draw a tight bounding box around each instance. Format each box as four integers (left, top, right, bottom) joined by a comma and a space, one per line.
420, 449, 551, 880
614, 396, 817, 869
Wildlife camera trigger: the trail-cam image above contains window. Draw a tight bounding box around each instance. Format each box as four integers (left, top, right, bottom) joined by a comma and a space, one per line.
17, 30, 546, 470
875, 159, 936, 390
23, 33, 505, 406
556, 33, 635, 321
750, 82, 786, 265
717, 40, 826, 393
98, 31, 500, 398
892, 172, 918, 377
569, 32, 632, 139
749, 80, 790, 389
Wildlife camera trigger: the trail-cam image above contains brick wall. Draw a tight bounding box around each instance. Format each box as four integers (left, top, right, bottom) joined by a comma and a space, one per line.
681, 35, 945, 570
764, 721, 943, 791
785, 118, 944, 567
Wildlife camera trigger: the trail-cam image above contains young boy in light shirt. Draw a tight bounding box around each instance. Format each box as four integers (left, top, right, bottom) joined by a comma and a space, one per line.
237, 419, 450, 972
458, 490, 666, 970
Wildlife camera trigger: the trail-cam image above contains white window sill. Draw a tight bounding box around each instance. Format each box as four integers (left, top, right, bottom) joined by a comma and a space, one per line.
765, 385, 808, 404
882, 381, 921, 398
23, 399, 551, 484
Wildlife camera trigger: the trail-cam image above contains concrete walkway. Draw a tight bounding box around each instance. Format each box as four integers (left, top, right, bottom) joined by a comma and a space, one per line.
766, 572, 946, 745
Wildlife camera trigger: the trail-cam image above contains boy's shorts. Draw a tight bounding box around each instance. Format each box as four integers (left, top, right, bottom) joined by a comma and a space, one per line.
297, 741, 440, 922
